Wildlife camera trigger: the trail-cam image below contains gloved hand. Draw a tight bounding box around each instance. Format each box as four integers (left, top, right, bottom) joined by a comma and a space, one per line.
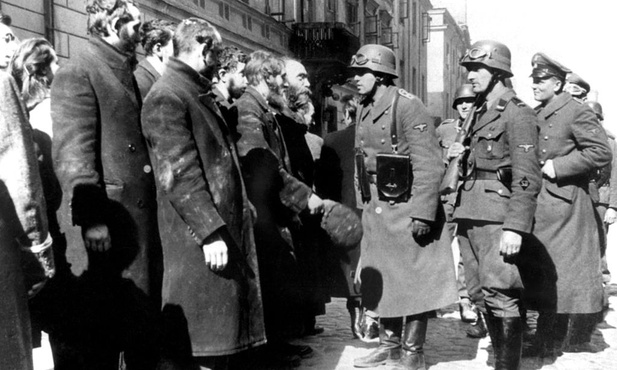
412, 219, 431, 237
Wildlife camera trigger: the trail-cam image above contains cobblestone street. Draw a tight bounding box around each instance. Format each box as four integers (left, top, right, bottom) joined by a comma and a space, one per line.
292, 286, 617, 370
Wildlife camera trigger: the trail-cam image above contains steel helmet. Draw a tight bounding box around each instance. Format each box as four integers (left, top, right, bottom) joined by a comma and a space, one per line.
452, 84, 476, 109
586, 101, 603, 121
460, 40, 513, 77
349, 44, 398, 78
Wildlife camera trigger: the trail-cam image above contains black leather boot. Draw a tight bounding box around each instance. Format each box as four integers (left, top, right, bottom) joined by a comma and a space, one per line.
394, 313, 427, 370
353, 317, 402, 368
485, 313, 501, 356
563, 313, 600, 353
494, 317, 522, 370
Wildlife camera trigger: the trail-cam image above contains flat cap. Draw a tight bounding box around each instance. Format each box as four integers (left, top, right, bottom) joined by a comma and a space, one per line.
530, 52, 571, 80
566, 73, 591, 93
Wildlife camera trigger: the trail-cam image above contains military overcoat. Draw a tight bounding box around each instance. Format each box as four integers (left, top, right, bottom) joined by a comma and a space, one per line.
141, 58, 266, 356
355, 86, 457, 318
531, 92, 612, 314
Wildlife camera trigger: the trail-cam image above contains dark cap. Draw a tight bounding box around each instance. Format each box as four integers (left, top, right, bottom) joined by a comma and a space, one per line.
530, 52, 571, 80
566, 73, 590, 93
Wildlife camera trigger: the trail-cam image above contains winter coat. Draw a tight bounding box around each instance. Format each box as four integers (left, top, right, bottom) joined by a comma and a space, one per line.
529, 92, 612, 314
142, 57, 265, 356
134, 58, 159, 101
0, 71, 47, 370
355, 86, 457, 317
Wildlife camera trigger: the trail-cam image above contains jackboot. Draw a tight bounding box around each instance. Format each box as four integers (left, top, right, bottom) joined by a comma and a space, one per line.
353, 317, 402, 368
494, 317, 522, 370
485, 313, 501, 355
563, 313, 601, 353
394, 313, 427, 370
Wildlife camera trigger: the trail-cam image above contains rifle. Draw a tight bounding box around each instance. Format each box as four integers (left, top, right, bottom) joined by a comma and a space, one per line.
439, 76, 496, 195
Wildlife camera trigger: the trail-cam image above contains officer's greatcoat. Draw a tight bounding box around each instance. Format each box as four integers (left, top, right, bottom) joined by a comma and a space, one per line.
355, 86, 457, 318
531, 92, 612, 314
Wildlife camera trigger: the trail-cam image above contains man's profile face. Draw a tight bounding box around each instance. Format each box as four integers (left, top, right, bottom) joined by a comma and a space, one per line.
353, 69, 377, 96
228, 62, 247, 99
116, 4, 142, 52
285, 60, 310, 93
532, 76, 560, 103
466, 65, 493, 94
267, 68, 287, 96
0, 23, 17, 69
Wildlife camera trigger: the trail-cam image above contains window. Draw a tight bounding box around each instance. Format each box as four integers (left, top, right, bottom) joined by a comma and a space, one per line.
219, 3, 230, 20
242, 14, 253, 31
262, 25, 270, 39
412, 67, 417, 94
412, 1, 417, 36
346, 1, 358, 25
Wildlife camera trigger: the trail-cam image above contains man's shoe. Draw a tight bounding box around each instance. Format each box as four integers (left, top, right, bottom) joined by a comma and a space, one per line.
459, 299, 477, 323
353, 346, 401, 368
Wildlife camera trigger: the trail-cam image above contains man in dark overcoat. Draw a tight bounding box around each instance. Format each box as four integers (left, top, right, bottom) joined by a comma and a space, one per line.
141, 18, 265, 369
50, 1, 162, 368
134, 18, 175, 99
234, 50, 324, 366
527, 53, 612, 357
350, 44, 457, 370
315, 94, 363, 338
447, 41, 542, 369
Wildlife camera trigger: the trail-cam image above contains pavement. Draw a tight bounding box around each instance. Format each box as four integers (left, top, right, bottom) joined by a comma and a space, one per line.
33, 229, 617, 370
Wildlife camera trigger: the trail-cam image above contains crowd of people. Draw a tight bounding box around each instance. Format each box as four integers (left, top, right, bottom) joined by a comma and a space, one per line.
1, 1, 616, 370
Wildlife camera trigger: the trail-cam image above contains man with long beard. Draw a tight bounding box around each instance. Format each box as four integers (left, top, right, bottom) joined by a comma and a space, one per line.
234, 50, 324, 367
51, 1, 163, 368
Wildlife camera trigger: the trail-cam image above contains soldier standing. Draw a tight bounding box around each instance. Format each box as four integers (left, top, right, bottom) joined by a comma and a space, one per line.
436, 84, 485, 336
526, 53, 611, 358
447, 40, 542, 370
350, 44, 457, 370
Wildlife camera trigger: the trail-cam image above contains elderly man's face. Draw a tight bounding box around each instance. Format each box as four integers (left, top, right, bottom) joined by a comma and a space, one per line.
0, 23, 18, 69
285, 60, 310, 94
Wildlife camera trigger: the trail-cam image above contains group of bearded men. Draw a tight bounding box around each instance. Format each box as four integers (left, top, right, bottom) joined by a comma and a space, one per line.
2, 1, 616, 370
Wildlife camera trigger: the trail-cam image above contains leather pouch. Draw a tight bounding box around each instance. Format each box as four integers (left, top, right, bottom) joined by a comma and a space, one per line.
376, 152, 412, 202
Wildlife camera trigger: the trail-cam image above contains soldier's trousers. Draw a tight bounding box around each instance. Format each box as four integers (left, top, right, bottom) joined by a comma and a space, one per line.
457, 220, 523, 318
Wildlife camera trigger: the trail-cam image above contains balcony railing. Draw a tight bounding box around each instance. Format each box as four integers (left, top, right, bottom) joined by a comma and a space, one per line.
291, 22, 360, 66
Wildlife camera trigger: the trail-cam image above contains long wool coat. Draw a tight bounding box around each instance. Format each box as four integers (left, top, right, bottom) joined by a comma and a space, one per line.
0, 71, 46, 370
142, 58, 265, 356
530, 92, 612, 314
51, 36, 162, 297
355, 86, 457, 318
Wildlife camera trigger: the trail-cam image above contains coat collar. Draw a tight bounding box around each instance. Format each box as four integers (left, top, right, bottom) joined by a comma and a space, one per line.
136, 58, 160, 80
244, 86, 272, 113
362, 85, 397, 122
472, 88, 516, 132
536, 92, 571, 120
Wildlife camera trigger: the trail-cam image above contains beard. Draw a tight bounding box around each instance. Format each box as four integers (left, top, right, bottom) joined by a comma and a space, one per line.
117, 24, 139, 56
229, 78, 246, 100
285, 84, 311, 102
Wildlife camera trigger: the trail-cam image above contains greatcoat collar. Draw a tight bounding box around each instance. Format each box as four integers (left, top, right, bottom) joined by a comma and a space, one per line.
536, 92, 572, 121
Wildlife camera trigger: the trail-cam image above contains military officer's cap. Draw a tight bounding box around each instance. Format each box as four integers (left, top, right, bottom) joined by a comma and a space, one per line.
566, 73, 591, 93
530, 52, 571, 80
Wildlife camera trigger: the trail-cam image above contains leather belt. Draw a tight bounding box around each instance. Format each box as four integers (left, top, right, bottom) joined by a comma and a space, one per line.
471, 169, 499, 180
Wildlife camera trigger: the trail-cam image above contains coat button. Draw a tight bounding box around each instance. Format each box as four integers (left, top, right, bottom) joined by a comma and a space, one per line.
137, 199, 144, 208
375, 207, 382, 214
143, 165, 152, 173
382, 125, 386, 130
497, 189, 503, 194
544, 136, 549, 140
549, 124, 553, 128
540, 160, 545, 165
542, 149, 546, 153
487, 133, 492, 138
128, 144, 136, 152
381, 139, 386, 144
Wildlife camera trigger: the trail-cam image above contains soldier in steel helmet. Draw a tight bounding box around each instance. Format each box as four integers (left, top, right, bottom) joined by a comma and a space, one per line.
350, 44, 457, 370
447, 40, 542, 369
526, 53, 611, 358
436, 84, 487, 337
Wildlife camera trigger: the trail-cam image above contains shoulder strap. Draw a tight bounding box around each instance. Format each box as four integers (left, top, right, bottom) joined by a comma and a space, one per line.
391, 92, 400, 153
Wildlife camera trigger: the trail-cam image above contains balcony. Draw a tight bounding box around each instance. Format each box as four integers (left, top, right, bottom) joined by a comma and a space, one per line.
291, 22, 360, 69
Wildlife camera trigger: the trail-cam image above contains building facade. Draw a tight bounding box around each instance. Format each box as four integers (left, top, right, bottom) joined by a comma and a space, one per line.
426, 7, 470, 123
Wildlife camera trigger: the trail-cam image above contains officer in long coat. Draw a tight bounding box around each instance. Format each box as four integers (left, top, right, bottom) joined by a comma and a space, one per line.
527, 53, 612, 356
350, 44, 457, 370
141, 19, 265, 367
50, 2, 163, 367
448, 41, 542, 369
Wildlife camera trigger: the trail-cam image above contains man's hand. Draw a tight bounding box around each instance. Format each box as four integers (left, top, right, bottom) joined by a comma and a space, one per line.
446, 142, 467, 160
308, 193, 325, 215
83, 224, 111, 252
499, 230, 522, 262
541, 159, 556, 179
605, 208, 617, 225
203, 239, 228, 272
412, 219, 431, 237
